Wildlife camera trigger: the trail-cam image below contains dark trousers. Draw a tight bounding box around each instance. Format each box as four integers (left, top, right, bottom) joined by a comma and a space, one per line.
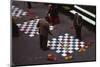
27, 2, 32, 9
40, 35, 48, 50
12, 22, 19, 37
75, 26, 82, 40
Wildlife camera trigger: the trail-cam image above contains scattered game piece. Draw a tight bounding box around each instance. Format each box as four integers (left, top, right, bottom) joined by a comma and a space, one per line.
47, 53, 57, 61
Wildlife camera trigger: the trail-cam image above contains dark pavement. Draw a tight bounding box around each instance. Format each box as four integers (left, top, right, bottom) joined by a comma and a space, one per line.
12, 1, 96, 66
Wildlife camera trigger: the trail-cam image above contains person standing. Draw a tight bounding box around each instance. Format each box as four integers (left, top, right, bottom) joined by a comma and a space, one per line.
27, 2, 32, 9
37, 18, 53, 51
74, 13, 83, 40
47, 4, 60, 25
12, 16, 19, 37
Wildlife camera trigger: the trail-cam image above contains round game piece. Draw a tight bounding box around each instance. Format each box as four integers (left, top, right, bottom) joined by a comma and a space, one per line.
56, 49, 61, 53
64, 33, 69, 36
70, 36, 74, 39
29, 34, 34, 37
47, 53, 57, 61
64, 36, 68, 39
24, 22, 28, 24
70, 39, 74, 42
80, 42, 85, 44
30, 20, 34, 23
69, 56, 72, 59
84, 45, 89, 48
17, 24, 21, 27
48, 53, 53, 57
58, 36, 63, 38
65, 56, 69, 60
62, 53, 67, 57
52, 38, 56, 41
75, 39, 79, 42
49, 26, 54, 30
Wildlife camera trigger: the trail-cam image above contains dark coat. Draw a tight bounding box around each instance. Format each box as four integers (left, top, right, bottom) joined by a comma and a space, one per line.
37, 19, 52, 36
74, 13, 83, 28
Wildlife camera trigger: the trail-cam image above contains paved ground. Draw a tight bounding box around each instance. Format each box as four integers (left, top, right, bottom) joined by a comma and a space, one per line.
12, 1, 96, 66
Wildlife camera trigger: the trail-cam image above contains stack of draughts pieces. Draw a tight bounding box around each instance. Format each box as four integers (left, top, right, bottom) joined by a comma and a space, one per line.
17, 19, 54, 37
47, 33, 85, 57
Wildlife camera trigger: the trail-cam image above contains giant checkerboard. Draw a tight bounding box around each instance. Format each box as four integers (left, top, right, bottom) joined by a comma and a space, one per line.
47, 33, 85, 57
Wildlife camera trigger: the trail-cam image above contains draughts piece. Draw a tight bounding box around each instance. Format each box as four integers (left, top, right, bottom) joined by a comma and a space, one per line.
61, 53, 67, 57
56, 49, 61, 53
49, 25, 54, 30
22, 12, 27, 16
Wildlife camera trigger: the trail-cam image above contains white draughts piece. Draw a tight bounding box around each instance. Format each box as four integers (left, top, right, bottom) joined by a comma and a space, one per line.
50, 46, 56, 50
30, 20, 35, 23
56, 46, 62, 49
24, 22, 28, 24
64, 33, 69, 36
30, 31, 35, 34
74, 47, 79, 50
69, 39, 74, 42
70, 36, 74, 39
80, 42, 85, 47
20, 28, 24, 31
75, 41, 79, 45
58, 36, 63, 38
74, 44, 79, 47
26, 28, 31, 32
80, 41, 85, 44
62, 49, 67, 53
51, 40, 56, 44
29, 34, 34, 37
56, 49, 61, 53
61, 53, 67, 57
63, 44, 67, 47
68, 46, 73, 50
62, 47, 66, 50
28, 24, 33, 27
12, 6, 15, 10
75, 39, 79, 42
69, 42, 73, 44
16, 9, 23, 17
24, 31, 29, 34
68, 49, 73, 53
64, 35, 69, 38
52, 38, 57, 41
22, 12, 27, 16
35, 19, 40, 23
17, 24, 21, 27
49, 26, 54, 30
63, 41, 68, 44
48, 40, 50, 43
58, 38, 63, 42
12, 8, 19, 16
36, 32, 39, 35
51, 43, 56, 46
63, 38, 68, 40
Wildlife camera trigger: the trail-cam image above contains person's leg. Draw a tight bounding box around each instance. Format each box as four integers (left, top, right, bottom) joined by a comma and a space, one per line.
42, 36, 49, 50
27, 2, 32, 9
40, 35, 44, 49
76, 27, 81, 40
